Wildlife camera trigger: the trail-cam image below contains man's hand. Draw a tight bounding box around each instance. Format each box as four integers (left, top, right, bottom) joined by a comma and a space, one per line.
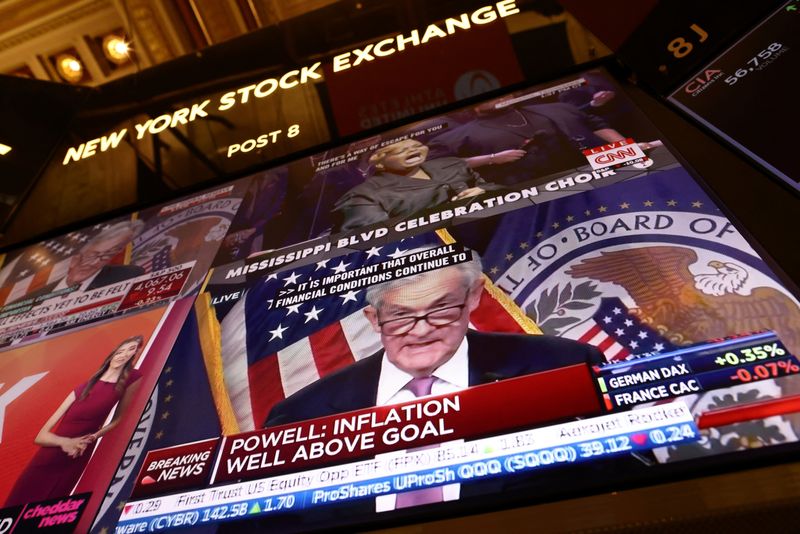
491, 149, 526, 164
451, 187, 486, 201
590, 90, 615, 107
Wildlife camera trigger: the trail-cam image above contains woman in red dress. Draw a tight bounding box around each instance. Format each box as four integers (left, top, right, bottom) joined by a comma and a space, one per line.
4, 335, 145, 506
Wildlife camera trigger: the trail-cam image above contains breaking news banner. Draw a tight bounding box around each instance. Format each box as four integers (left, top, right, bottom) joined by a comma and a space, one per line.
0, 298, 195, 534
156, 364, 602, 491
116, 403, 697, 532
211, 67, 671, 268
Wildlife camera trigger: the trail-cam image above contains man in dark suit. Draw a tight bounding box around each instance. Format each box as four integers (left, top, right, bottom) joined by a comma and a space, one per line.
266, 249, 602, 427
10, 220, 145, 304
258, 248, 616, 522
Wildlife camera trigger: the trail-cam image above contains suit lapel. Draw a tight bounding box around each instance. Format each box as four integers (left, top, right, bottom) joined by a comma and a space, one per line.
324, 350, 383, 414
467, 330, 528, 386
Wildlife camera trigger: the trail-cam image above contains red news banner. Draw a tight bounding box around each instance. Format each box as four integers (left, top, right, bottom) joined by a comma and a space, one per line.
118, 268, 192, 311
133, 364, 601, 497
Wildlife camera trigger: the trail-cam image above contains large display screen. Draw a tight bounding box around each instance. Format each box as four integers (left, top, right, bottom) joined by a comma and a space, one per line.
0, 299, 193, 533
669, 1, 799, 190
58, 68, 797, 533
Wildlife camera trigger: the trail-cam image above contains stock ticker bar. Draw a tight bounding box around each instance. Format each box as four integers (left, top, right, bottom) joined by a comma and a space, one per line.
594, 332, 799, 409
115, 404, 697, 532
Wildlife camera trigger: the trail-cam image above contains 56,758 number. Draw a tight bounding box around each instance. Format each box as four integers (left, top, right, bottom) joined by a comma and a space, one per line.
724, 42, 784, 85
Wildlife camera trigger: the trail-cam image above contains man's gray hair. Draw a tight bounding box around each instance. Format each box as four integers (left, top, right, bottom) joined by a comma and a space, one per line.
86, 220, 145, 247
365, 246, 483, 309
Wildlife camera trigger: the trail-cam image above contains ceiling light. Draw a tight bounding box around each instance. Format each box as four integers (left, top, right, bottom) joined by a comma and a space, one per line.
102, 35, 131, 64
0, 143, 11, 156
55, 53, 84, 83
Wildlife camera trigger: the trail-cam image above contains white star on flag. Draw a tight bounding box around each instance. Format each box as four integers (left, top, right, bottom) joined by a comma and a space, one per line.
637, 331, 648, 339
387, 247, 407, 259
266, 273, 278, 281
304, 305, 323, 323
285, 303, 302, 315
331, 260, 350, 274
624, 319, 634, 327
315, 259, 329, 270
602, 316, 612, 324
366, 246, 382, 258
268, 323, 288, 341
283, 272, 301, 285
629, 340, 639, 349
612, 307, 622, 315
339, 290, 359, 303
614, 328, 625, 336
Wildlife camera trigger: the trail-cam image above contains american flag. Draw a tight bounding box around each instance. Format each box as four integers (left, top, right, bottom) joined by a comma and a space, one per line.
139, 244, 172, 273
218, 233, 533, 432
571, 297, 677, 362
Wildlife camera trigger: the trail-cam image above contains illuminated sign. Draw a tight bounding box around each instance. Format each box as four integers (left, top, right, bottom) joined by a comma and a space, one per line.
331, 1, 520, 72
60, 1, 522, 167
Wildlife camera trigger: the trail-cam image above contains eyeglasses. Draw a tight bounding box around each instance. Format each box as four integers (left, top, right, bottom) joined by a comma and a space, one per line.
378, 295, 468, 336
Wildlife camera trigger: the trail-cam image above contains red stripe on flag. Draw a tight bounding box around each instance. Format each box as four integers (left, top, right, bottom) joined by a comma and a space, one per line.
578, 324, 602, 343
609, 347, 630, 362
596, 335, 617, 354
107, 251, 126, 266
309, 322, 356, 379
248, 354, 285, 429
470, 289, 526, 334
28, 266, 54, 293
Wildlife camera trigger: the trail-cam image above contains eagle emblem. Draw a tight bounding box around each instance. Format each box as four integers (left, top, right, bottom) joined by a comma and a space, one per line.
566, 246, 800, 356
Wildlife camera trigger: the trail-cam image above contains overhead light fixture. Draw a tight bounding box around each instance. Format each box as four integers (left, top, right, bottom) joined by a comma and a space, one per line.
55, 53, 85, 83
0, 143, 11, 156
102, 34, 131, 65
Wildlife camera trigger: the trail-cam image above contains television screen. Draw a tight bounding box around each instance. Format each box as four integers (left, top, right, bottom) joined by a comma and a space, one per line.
0, 299, 193, 533
88, 68, 800, 532
0, 182, 249, 346
668, 1, 799, 190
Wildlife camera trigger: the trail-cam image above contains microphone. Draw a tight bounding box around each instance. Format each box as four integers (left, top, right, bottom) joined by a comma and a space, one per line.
481, 372, 507, 383
519, 129, 549, 151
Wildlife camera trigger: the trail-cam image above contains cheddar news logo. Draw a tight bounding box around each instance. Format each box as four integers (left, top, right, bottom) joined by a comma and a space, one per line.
683, 69, 723, 97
